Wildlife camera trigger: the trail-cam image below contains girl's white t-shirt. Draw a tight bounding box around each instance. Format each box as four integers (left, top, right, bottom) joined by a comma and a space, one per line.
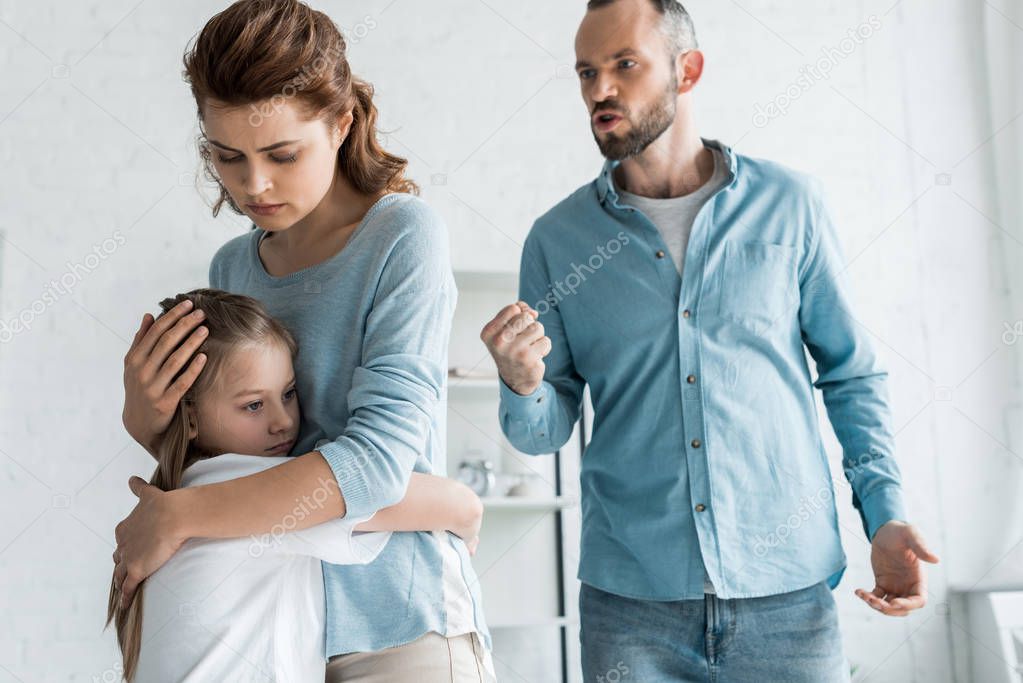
132, 454, 390, 683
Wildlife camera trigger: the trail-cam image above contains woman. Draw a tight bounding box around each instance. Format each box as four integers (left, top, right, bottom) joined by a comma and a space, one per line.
111, 1, 494, 680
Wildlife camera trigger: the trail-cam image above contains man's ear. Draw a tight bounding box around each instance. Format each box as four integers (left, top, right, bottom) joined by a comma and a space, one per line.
676, 49, 704, 94
335, 110, 355, 148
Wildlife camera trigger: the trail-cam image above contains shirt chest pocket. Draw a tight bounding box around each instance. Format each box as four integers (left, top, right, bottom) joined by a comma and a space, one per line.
713, 241, 798, 335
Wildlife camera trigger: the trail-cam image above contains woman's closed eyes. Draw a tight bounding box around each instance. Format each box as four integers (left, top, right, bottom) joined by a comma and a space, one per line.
218, 153, 298, 165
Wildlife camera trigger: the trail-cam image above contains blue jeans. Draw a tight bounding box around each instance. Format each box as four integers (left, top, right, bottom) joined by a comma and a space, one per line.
579, 580, 851, 683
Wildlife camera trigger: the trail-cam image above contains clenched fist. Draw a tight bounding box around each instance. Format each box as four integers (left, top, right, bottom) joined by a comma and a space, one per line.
480, 301, 552, 396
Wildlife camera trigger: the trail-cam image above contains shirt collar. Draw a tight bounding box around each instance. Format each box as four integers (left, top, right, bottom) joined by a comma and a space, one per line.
596, 136, 738, 205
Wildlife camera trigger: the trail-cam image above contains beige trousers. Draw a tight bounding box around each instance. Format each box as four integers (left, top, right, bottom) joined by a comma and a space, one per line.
325, 631, 496, 682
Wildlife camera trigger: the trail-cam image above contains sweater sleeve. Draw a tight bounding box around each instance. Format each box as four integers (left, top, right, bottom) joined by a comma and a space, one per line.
317, 204, 455, 518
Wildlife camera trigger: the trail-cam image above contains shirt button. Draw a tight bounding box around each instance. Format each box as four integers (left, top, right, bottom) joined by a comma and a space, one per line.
682, 309, 691, 319
695, 504, 706, 512
536, 396, 543, 403
655, 250, 665, 259
691, 438, 701, 448
687, 374, 696, 384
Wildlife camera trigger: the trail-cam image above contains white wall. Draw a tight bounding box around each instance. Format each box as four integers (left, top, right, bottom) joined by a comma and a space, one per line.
0, 0, 1019, 680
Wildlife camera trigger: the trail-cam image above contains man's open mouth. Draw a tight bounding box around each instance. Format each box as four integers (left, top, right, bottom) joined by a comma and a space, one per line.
593, 112, 624, 132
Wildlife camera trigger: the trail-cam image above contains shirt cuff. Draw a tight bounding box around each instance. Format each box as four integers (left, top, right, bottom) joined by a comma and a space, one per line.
317, 440, 374, 519
498, 376, 548, 420
860, 485, 908, 541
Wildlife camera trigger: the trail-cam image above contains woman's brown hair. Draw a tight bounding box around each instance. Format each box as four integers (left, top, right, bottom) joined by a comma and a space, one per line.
105, 288, 297, 681
182, 0, 418, 217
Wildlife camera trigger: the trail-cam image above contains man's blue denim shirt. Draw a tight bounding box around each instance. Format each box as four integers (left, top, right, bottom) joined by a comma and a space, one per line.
499, 138, 908, 600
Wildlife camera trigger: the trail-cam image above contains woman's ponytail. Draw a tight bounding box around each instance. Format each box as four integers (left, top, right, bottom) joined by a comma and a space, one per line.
340, 77, 418, 197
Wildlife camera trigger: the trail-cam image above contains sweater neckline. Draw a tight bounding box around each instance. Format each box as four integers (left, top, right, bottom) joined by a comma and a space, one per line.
249, 192, 404, 287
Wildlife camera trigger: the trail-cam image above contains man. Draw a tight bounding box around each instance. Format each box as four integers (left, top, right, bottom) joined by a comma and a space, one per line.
480, 1, 940, 680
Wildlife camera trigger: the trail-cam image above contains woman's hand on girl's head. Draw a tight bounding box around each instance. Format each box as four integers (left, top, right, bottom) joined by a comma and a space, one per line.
113, 476, 189, 608
122, 299, 208, 455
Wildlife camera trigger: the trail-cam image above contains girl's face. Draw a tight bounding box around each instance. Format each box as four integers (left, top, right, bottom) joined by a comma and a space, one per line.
188, 342, 301, 457
201, 97, 352, 232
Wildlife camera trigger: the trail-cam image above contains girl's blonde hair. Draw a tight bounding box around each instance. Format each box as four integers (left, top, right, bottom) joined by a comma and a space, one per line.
182, 0, 418, 218
105, 288, 297, 682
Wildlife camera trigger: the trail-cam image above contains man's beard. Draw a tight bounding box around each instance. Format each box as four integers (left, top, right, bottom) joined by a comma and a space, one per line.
593, 85, 677, 161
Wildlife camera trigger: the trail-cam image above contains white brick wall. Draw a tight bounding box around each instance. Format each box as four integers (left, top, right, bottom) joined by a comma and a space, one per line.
1, 0, 1019, 680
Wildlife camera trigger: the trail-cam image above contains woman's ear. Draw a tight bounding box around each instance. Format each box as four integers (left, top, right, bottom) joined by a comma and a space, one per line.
334, 110, 355, 148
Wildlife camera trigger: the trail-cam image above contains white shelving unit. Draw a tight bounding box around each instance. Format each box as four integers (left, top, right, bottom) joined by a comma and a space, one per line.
447, 376, 507, 391
956, 589, 1023, 683
481, 496, 578, 511
487, 616, 578, 630
446, 270, 583, 683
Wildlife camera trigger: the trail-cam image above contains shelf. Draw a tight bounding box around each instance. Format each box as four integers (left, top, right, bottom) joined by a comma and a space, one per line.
489, 616, 577, 630
448, 375, 501, 392
481, 495, 578, 511
453, 270, 519, 293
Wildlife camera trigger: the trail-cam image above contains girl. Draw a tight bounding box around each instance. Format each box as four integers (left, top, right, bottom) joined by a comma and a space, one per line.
107, 288, 483, 682
113, 1, 494, 679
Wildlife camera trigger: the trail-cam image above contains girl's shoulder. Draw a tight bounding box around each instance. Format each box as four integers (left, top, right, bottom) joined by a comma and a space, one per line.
180, 453, 290, 488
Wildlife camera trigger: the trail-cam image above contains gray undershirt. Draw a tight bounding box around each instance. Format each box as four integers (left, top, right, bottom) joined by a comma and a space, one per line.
618, 145, 730, 281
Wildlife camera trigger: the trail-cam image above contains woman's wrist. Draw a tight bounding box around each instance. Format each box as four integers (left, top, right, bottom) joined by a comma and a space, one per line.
122, 416, 153, 457
166, 486, 198, 543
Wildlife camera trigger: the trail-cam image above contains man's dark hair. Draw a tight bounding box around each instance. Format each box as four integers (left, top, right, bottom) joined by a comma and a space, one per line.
586, 0, 698, 56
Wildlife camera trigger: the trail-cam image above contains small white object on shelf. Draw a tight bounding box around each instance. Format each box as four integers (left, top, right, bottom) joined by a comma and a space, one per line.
506, 472, 548, 498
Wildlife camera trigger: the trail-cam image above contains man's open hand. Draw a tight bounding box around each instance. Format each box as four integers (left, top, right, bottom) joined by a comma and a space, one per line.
855, 520, 939, 617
